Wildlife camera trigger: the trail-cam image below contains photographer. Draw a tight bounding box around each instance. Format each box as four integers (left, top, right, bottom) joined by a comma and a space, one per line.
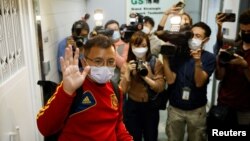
119, 31, 165, 141
213, 13, 240, 55
141, 16, 167, 56
163, 22, 216, 141
157, 4, 192, 31
105, 20, 129, 83
57, 20, 89, 80
215, 9, 250, 132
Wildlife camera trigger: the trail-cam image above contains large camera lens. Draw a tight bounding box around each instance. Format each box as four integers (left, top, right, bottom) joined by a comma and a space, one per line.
76, 38, 84, 47
136, 60, 148, 76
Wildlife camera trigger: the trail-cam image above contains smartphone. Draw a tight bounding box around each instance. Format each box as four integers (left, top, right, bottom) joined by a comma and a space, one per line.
218, 12, 236, 22
175, 1, 185, 9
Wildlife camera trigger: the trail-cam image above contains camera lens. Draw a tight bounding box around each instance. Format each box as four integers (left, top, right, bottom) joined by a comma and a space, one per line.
139, 68, 148, 76
76, 38, 84, 47
136, 60, 148, 76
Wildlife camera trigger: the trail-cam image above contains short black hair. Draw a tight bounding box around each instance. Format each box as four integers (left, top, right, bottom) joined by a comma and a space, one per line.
104, 20, 120, 29
71, 20, 90, 34
239, 9, 250, 25
192, 22, 211, 37
143, 16, 155, 27
84, 34, 114, 56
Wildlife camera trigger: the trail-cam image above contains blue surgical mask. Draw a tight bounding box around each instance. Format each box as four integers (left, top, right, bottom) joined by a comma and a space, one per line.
112, 31, 121, 41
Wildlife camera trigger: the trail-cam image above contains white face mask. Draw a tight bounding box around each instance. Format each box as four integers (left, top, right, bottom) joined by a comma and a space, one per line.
89, 66, 115, 84
132, 47, 148, 58
142, 26, 151, 34
188, 38, 203, 50
112, 31, 121, 41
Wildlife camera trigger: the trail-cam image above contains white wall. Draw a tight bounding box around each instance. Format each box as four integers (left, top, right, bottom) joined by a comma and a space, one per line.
39, 0, 87, 83
0, 0, 42, 140
221, 0, 240, 40
86, 0, 126, 31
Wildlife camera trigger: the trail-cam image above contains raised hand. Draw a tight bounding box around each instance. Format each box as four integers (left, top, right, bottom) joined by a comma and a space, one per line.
190, 48, 202, 61
216, 13, 226, 26
60, 46, 90, 95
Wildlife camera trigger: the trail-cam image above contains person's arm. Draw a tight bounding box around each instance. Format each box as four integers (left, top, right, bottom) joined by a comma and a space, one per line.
119, 61, 136, 94
37, 84, 76, 136
229, 53, 250, 82
141, 59, 165, 93
214, 13, 226, 54
194, 60, 208, 87
191, 49, 212, 87
215, 56, 226, 80
116, 89, 134, 141
37, 46, 90, 135
157, 5, 181, 31
162, 55, 176, 84
115, 43, 129, 69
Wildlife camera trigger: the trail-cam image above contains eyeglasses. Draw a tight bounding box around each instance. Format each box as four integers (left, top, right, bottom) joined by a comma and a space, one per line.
85, 56, 116, 67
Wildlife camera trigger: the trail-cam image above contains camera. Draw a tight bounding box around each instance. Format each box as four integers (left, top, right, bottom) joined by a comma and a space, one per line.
135, 59, 148, 76
73, 36, 87, 48
72, 21, 87, 48
155, 24, 193, 56
219, 46, 244, 64
120, 13, 144, 42
175, 1, 185, 9
218, 12, 236, 22
91, 26, 114, 37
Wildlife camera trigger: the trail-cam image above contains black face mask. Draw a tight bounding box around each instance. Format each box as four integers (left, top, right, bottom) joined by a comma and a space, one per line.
241, 32, 250, 43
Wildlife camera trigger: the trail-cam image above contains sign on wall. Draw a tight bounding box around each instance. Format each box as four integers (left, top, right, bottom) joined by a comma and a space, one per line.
126, 0, 180, 30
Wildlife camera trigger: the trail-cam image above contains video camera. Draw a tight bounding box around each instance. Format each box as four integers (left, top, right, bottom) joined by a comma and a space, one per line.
120, 13, 144, 43
218, 41, 244, 64
135, 59, 148, 76
72, 21, 87, 48
91, 26, 114, 37
155, 24, 193, 56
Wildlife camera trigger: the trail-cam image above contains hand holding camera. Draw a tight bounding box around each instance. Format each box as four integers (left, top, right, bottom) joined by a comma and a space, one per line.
219, 48, 248, 68
67, 37, 77, 49
216, 12, 236, 24
127, 60, 137, 72
228, 53, 248, 68
218, 46, 244, 65
128, 59, 149, 77
190, 48, 202, 61
164, 3, 183, 16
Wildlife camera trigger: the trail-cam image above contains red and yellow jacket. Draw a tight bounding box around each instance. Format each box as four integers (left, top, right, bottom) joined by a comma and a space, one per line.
37, 78, 133, 141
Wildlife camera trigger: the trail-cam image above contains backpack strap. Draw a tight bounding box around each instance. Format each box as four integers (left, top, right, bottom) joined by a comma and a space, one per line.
149, 55, 157, 74
110, 80, 120, 103
69, 87, 84, 115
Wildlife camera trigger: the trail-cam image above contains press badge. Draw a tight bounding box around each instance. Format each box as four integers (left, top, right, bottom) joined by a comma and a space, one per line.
182, 87, 191, 100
